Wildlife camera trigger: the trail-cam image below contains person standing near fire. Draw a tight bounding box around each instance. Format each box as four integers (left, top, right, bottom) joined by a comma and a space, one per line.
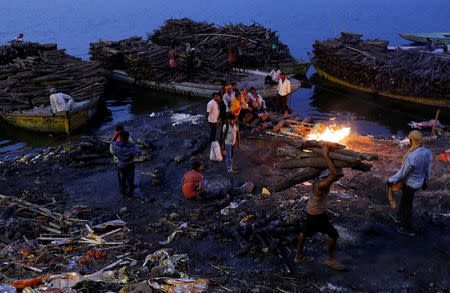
277, 75, 291, 113
387, 130, 432, 236
295, 142, 345, 271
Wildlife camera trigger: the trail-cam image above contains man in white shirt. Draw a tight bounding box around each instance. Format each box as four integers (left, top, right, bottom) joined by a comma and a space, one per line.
206, 92, 220, 142
265, 65, 281, 85
248, 87, 267, 113
49, 88, 74, 113
276, 75, 291, 113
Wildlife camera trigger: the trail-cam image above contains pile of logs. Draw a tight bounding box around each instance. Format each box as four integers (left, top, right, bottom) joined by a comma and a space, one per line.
125, 45, 233, 83
89, 36, 149, 70
312, 32, 450, 99
240, 111, 314, 136
89, 18, 296, 82
149, 18, 295, 67
252, 138, 378, 192
0, 44, 106, 111
0, 42, 56, 65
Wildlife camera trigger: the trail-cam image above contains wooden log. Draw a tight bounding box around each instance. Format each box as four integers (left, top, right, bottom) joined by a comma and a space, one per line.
273, 168, 323, 192
272, 120, 286, 132
306, 147, 361, 164
280, 158, 352, 169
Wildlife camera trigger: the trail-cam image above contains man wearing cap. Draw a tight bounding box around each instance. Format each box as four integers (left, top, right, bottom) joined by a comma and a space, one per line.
49, 88, 74, 113
387, 130, 432, 236
276, 74, 291, 113
295, 142, 345, 270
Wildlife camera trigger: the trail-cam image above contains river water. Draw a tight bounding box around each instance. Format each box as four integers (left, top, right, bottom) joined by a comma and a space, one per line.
0, 0, 448, 158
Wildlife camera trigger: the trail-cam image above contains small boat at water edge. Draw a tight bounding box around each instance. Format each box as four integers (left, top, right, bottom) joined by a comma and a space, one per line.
312, 64, 449, 108
249, 59, 311, 75
0, 97, 100, 135
109, 70, 302, 99
399, 33, 450, 45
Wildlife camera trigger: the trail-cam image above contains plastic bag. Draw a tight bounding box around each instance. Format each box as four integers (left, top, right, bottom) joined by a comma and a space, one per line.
209, 141, 223, 161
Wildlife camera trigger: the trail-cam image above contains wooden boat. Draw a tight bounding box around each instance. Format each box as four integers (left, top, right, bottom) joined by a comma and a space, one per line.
109, 70, 302, 99
313, 64, 449, 108
249, 59, 311, 75
399, 33, 450, 45
0, 97, 100, 135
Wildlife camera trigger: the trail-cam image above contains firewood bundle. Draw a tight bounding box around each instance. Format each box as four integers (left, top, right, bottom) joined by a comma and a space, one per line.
0, 44, 106, 111
125, 45, 235, 83
267, 139, 378, 192
149, 18, 295, 67
242, 111, 312, 134
312, 33, 450, 99
89, 36, 149, 70
0, 42, 57, 65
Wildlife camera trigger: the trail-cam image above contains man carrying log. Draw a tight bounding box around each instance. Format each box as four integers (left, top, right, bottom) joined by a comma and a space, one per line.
276, 75, 291, 113
295, 142, 345, 270
49, 88, 74, 113
387, 130, 432, 236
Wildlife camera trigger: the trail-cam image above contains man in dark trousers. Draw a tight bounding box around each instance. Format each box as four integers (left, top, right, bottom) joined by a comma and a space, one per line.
294, 142, 345, 270
206, 92, 220, 142
387, 130, 432, 236
110, 131, 142, 200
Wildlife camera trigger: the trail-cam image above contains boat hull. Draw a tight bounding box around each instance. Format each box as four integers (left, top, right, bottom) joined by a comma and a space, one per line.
313, 65, 449, 107
109, 71, 302, 99
399, 33, 450, 45
0, 97, 100, 135
250, 60, 311, 75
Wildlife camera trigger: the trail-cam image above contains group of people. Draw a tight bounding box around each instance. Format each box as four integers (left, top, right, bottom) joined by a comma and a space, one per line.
206, 82, 271, 173
109, 115, 431, 273
265, 64, 292, 113
168, 42, 199, 81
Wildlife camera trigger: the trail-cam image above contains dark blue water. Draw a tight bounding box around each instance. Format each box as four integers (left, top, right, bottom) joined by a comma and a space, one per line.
0, 0, 448, 157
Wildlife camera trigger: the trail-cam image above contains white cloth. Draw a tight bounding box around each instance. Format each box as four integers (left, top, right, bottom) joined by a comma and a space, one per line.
223, 124, 238, 145
50, 93, 74, 113
206, 99, 219, 123
209, 141, 223, 161
277, 79, 291, 96
269, 69, 281, 83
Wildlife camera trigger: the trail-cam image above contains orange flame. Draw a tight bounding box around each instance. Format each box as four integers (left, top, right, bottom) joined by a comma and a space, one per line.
307, 126, 351, 143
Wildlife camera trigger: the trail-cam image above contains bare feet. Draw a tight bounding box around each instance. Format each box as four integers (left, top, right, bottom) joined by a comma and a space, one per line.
294, 256, 315, 264
325, 258, 345, 271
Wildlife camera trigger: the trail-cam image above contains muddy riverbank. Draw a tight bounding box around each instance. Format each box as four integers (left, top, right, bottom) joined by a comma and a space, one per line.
0, 103, 449, 292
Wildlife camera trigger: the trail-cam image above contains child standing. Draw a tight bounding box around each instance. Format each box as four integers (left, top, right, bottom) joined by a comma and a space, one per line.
222, 114, 240, 173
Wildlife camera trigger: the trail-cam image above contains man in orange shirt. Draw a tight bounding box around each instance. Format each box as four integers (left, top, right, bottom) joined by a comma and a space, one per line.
182, 161, 204, 199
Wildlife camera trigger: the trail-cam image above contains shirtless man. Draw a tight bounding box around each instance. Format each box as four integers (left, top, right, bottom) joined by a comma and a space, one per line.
168, 44, 178, 80
294, 142, 345, 270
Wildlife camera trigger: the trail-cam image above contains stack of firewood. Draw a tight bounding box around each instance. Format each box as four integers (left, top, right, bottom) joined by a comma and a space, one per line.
89, 18, 297, 82
124, 45, 233, 82
312, 33, 450, 99
0, 44, 106, 111
89, 36, 149, 70
252, 138, 378, 192
0, 42, 57, 65
149, 18, 295, 67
